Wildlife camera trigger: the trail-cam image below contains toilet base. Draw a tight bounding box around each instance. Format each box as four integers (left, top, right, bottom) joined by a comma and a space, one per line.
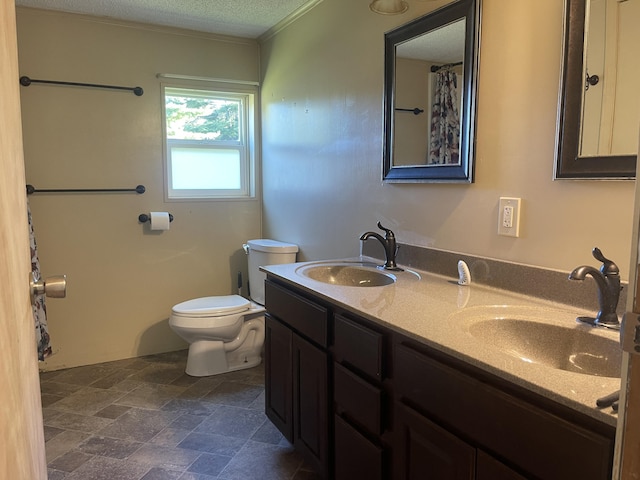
184, 339, 262, 377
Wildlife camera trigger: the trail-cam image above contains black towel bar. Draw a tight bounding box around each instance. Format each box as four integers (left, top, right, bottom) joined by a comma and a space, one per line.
395, 107, 424, 115
26, 184, 146, 195
20, 76, 143, 96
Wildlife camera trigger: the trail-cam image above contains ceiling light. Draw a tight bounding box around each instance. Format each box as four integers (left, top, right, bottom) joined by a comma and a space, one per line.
369, 0, 409, 15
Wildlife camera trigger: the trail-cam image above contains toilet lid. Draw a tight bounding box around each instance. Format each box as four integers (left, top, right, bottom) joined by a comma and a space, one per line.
172, 295, 250, 317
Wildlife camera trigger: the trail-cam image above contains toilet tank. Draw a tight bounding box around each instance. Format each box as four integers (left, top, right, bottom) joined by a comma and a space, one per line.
245, 239, 298, 305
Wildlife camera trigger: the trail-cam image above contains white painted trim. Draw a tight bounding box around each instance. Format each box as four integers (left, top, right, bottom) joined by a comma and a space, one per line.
259, 0, 324, 42
156, 73, 259, 86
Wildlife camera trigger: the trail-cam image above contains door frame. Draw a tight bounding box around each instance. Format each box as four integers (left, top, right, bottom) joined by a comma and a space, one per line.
0, 1, 47, 478
613, 124, 640, 478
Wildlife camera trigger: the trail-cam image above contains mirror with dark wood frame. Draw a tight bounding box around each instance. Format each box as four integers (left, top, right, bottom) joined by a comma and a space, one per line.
555, 0, 638, 179
382, 0, 481, 183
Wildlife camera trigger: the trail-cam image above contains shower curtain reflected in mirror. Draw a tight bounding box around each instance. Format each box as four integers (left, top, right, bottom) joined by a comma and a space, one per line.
28, 200, 51, 360
428, 70, 461, 165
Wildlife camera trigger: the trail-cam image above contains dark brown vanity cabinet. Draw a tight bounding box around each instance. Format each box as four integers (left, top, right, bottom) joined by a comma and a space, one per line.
264, 280, 330, 478
264, 277, 616, 480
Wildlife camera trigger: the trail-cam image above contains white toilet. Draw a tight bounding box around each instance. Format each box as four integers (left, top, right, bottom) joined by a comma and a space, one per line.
169, 239, 298, 377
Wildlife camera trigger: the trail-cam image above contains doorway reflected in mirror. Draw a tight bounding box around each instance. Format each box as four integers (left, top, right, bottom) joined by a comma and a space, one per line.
579, 0, 640, 158
555, 0, 638, 179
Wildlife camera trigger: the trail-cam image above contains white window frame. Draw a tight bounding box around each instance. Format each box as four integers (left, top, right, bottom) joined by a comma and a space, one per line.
161, 84, 257, 201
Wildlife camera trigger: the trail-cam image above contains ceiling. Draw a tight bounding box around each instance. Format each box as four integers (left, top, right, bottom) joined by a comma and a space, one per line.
14, 0, 320, 39
396, 18, 465, 63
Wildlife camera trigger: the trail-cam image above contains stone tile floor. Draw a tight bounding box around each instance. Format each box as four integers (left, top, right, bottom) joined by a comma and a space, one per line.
41, 350, 320, 480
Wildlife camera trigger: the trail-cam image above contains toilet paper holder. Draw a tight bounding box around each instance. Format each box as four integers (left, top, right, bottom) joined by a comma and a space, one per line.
138, 213, 174, 223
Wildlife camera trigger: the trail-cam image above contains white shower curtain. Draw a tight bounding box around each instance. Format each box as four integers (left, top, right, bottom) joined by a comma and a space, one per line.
28, 200, 51, 360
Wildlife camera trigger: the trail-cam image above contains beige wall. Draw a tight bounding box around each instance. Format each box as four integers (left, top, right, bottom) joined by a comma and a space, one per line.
394, 57, 430, 166
16, 8, 262, 370
261, 0, 635, 281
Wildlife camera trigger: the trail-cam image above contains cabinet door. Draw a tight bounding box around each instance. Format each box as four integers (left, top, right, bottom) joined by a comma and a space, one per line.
394, 342, 614, 480
293, 332, 329, 477
335, 415, 383, 480
395, 402, 475, 480
265, 315, 293, 442
476, 450, 527, 480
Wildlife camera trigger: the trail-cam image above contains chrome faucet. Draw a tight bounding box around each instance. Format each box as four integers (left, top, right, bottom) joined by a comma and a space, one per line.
568, 247, 621, 329
360, 222, 403, 271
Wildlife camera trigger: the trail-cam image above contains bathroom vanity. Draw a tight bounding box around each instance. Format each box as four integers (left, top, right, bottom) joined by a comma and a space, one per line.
262, 259, 619, 480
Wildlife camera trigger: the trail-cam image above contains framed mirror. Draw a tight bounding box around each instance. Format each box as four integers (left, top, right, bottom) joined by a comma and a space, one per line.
555, 0, 638, 179
383, 0, 481, 183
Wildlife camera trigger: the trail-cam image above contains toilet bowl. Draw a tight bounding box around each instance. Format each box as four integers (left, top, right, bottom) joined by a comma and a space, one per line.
168, 239, 298, 377
169, 295, 266, 376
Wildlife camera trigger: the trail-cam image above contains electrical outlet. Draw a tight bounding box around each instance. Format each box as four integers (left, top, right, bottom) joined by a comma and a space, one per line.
498, 197, 521, 237
502, 205, 513, 228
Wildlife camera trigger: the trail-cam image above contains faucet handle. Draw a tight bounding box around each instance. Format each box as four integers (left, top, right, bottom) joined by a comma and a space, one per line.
592, 247, 619, 275
377, 221, 395, 239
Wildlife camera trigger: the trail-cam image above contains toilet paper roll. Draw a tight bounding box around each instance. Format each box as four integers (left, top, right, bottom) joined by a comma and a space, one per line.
150, 211, 171, 231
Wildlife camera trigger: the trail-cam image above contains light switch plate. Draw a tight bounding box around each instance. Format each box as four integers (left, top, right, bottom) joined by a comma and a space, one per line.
498, 197, 521, 237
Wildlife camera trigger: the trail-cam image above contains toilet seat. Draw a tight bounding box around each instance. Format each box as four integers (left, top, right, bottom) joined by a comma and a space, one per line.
172, 295, 250, 318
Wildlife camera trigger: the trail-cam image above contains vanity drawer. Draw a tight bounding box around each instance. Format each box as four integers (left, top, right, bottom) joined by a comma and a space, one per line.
334, 414, 383, 480
265, 280, 328, 347
334, 362, 382, 436
394, 342, 614, 480
333, 313, 383, 380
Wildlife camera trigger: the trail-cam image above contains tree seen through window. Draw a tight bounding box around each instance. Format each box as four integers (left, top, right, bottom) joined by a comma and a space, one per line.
165, 95, 240, 141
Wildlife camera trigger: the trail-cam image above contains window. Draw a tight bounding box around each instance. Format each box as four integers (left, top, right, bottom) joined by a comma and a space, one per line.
162, 86, 256, 199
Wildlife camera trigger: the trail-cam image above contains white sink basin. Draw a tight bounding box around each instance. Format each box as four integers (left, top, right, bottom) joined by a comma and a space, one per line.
451, 306, 621, 378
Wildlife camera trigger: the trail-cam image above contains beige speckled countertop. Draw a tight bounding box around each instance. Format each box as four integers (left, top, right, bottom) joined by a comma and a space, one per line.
262, 257, 621, 427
